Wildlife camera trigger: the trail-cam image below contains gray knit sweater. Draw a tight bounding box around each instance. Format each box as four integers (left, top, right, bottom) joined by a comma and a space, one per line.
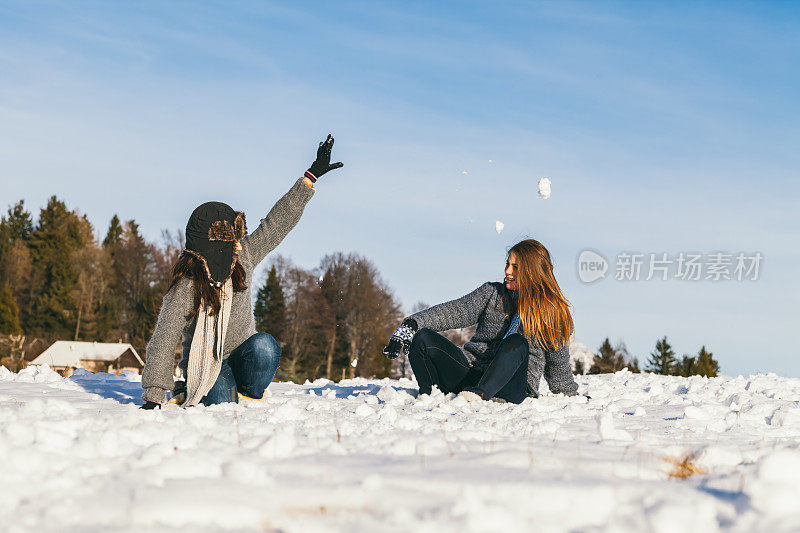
410, 282, 578, 397
141, 178, 315, 404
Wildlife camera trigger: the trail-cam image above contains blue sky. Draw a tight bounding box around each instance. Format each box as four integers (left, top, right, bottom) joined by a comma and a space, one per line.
2, 1, 799, 376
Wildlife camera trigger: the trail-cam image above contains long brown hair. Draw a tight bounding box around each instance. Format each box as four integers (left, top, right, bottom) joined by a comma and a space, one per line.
508, 239, 573, 349
168, 252, 247, 316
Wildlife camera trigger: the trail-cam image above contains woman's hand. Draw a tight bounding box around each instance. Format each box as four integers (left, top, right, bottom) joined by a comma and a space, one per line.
383, 319, 418, 359
140, 401, 161, 410
305, 134, 343, 183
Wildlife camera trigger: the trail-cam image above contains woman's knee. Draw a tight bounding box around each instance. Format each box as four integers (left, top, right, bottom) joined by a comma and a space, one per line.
500, 334, 529, 362
410, 328, 436, 349
251, 332, 281, 366
504, 333, 528, 350
409, 328, 437, 361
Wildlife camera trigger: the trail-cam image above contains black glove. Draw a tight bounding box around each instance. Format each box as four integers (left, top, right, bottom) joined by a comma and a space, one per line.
140, 401, 160, 410
305, 134, 343, 182
383, 318, 418, 360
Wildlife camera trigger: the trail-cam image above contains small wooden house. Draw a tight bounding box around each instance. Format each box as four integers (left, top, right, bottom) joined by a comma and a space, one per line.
29, 341, 144, 377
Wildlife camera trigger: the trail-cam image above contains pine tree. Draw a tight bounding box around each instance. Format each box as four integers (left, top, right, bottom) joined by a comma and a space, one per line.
0, 282, 22, 335
97, 215, 125, 341
0, 201, 34, 310
694, 346, 720, 377
27, 197, 92, 336
5, 201, 33, 243
678, 355, 696, 377
253, 265, 287, 339
0, 200, 33, 268
626, 357, 641, 373
646, 336, 678, 375
589, 338, 625, 374
103, 215, 123, 248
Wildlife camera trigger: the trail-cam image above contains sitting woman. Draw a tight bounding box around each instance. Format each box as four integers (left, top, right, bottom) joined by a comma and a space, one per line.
383, 239, 578, 403
140, 135, 343, 408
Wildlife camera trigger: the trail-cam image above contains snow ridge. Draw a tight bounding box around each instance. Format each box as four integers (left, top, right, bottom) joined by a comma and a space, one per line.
2, 364, 800, 532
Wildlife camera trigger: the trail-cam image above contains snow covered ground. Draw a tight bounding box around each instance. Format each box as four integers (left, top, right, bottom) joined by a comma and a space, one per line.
2, 365, 800, 532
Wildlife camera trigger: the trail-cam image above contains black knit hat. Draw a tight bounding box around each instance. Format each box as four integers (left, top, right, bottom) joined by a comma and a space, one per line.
184, 201, 247, 286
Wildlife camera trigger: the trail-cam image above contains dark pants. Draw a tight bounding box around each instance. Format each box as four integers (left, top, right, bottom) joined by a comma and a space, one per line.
407, 328, 529, 404
200, 332, 281, 406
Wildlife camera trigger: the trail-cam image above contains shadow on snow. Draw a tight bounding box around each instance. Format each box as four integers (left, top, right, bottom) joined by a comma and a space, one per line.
69, 369, 144, 405
302, 380, 418, 399
67, 370, 419, 406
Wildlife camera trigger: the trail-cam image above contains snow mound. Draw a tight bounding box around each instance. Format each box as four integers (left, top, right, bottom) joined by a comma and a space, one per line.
2, 363, 63, 383
748, 449, 800, 517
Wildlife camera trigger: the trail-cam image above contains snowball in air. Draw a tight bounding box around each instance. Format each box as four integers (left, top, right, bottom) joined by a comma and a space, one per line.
538, 177, 551, 199
495, 220, 504, 234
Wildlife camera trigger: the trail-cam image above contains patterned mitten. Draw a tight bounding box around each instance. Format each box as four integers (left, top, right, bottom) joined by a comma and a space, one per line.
383, 318, 418, 359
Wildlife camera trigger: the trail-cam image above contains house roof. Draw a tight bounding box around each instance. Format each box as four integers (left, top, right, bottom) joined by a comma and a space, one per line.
29, 341, 144, 368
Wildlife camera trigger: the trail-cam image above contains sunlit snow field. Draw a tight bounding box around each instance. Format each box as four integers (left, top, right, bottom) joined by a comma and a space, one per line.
2, 365, 800, 532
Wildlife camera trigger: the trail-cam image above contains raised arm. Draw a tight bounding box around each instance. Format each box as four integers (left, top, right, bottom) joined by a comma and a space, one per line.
410, 282, 495, 332
141, 278, 192, 405
383, 282, 495, 360
239, 178, 315, 267
240, 134, 343, 267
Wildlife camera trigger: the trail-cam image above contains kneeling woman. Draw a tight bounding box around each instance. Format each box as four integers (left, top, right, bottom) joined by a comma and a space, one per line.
383, 239, 577, 403
141, 136, 343, 408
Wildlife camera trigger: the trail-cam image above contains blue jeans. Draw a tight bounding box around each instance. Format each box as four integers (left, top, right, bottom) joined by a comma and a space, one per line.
200, 332, 281, 406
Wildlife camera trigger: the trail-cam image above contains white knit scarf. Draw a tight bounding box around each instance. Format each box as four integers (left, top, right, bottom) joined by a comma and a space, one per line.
182, 278, 233, 407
